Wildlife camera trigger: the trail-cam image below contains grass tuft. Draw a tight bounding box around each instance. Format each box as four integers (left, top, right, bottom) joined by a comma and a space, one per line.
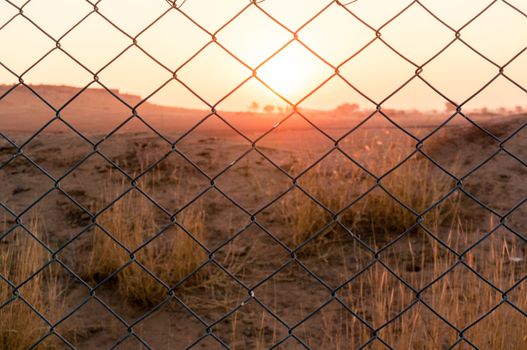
83, 187, 207, 307
0, 219, 65, 350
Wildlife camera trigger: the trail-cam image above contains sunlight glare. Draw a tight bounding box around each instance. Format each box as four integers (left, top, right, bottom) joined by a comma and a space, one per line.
257, 44, 320, 103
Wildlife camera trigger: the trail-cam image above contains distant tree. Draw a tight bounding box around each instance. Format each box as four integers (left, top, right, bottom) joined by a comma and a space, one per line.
276, 106, 284, 114
498, 107, 507, 115
481, 107, 489, 115
249, 101, 259, 113
515, 105, 524, 114
263, 105, 275, 114
335, 103, 360, 115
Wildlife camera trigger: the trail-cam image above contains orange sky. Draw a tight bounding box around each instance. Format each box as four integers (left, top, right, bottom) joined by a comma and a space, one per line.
0, 0, 525, 111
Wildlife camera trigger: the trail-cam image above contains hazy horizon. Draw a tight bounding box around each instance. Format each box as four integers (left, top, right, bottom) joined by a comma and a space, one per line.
0, 0, 526, 112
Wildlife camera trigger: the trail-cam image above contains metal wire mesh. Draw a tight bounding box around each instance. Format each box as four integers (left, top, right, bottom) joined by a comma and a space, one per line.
0, 0, 526, 349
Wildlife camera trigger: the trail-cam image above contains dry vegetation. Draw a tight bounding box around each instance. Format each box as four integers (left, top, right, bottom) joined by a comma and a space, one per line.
83, 186, 207, 307
218, 221, 527, 349
280, 137, 460, 250
1, 114, 525, 348
0, 218, 66, 350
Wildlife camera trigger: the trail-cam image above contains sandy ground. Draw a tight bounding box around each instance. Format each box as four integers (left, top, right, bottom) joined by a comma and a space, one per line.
0, 86, 526, 349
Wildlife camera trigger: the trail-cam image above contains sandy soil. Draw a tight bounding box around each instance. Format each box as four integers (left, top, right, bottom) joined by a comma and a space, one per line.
0, 85, 526, 349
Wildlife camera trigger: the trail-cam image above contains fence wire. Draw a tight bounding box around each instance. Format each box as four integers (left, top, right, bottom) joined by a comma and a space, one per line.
0, 0, 526, 349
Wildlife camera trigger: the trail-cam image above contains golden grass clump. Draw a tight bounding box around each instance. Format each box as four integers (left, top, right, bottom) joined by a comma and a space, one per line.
84, 187, 207, 307
281, 151, 459, 248
0, 220, 65, 350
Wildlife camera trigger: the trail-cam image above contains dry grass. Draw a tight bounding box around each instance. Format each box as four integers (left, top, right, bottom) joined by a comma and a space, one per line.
281, 146, 459, 249
83, 185, 207, 307
234, 221, 527, 349
0, 218, 65, 349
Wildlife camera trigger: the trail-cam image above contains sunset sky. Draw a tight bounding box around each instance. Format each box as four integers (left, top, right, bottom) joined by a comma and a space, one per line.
0, 0, 525, 111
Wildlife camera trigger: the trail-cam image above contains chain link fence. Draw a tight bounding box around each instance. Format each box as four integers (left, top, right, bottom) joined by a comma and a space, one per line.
0, 0, 526, 349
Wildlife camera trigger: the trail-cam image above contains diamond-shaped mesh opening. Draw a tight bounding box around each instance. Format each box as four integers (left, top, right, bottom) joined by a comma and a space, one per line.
298, 153, 371, 208
214, 224, 289, 287
421, 113, 500, 176
381, 3, 453, 64
174, 263, 247, 324
421, 40, 498, 104
98, 46, 170, 107
338, 112, 416, 175
380, 78, 453, 133
59, 153, 129, 212
296, 225, 373, 288
177, 187, 250, 249
0, 155, 54, 213
463, 152, 527, 213
23, 50, 93, 108
215, 78, 291, 133
258, 41, 333, 104
256, 113, 334, 169
0, 16, 54, 75
176, 113, 252, 177
338, 262, 415, 329
378, 302, 458, 348
293, 299, 372, 349
0, 84, 55, 141
214, 150, 291, 212
464, 303, 527, 349
464, 226, 527, 291
59, 85, 134, 140
257, 186, 333, 248
339, 39, 416, 103
135, 79, 211, 139
422, 190, 500, 252
1, 1, 526, 347
463, 75, 527, 113
97, 0, 169, 37
212, 298, 289, 349
22, 120, 92, 178
461, 1, 527, 65
299, 2, 373, 66
60, 13, 131, 72
23, 0, 93, 39
177, 43, 252, 105
381, 228, 457, 291
97, 120, 172, 176
20, 189, 91, 250
133, 298, 209, 350
138, 10, 210, 72
299, 76, 376, 138
218, 5, 291, 69
420, 264, 501, 330
55, 298, 129, 348
257, 0, 328, 32
340, 185, 421, 249
254, 262, 329, 325
71, 225, 130, 286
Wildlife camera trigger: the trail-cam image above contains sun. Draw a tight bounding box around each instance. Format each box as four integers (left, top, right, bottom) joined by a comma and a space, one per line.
257, 43, 323, 103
